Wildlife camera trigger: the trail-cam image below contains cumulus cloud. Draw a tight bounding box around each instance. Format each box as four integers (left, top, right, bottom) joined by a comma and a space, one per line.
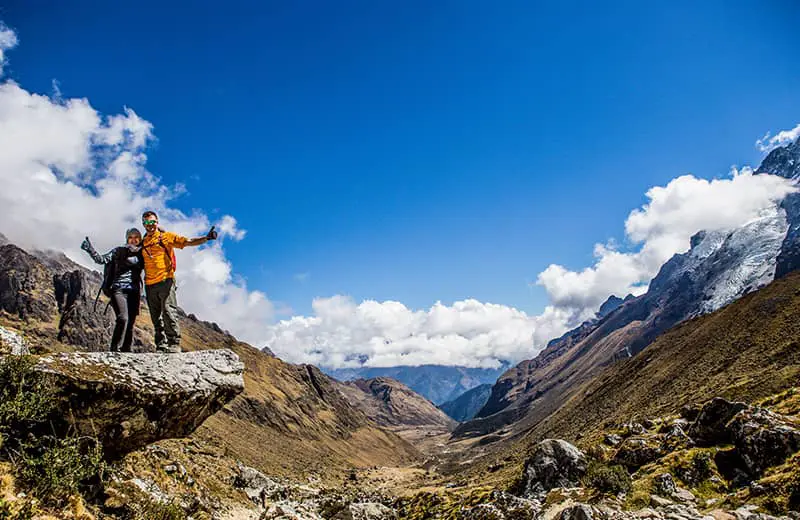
756, 123, 800, 153
536, 168, 797, 322
0, 26, 273, 345
268, 168, 797, 368
0, 24, 17, 75
265, 297, 572, 369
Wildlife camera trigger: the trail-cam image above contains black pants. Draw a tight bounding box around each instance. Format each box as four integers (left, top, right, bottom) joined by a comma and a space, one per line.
109, 289, 140, 352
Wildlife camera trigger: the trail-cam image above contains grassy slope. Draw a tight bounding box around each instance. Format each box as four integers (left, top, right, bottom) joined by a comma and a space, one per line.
530, 270, 800, 446
459, 271, 800, 488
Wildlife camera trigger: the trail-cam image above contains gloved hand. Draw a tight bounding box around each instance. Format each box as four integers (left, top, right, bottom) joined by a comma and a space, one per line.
206, 226, 218, 240
80, 237, 95, 254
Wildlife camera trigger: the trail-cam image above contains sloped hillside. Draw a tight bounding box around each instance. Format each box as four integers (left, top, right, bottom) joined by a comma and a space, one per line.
457, 138, 800, 440
0, 240, 420, 482
335, 377, 456, 430
439, 383, 493, 422
523, 269, 800, 445
327, 364, 506, 405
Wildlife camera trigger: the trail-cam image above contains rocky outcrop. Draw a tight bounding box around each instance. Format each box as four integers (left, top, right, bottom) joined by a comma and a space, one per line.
520, 439, 587, 499
688, 398, 749, 446
729, 407, 800, 477
0, 325, 28, 355
0, 244, 58, 321
33, 349, 245, 457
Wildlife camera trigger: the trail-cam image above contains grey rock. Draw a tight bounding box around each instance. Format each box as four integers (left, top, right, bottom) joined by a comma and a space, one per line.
31, 349, 245, 458
614, 436, 663, 468
560, 504, 594, 520
651, 495, 674, 508
234, 463, 287, 507
0, 325, 28, 355
627, 422, 647, 435
663, 424, 693, 450
337, 502, 397, 520
605, 434, 623, 447
728, 407, 800, 477
672, 488, 696, 503
654, 473, 678, 497
688, 398, 749, 446
521, 439, 588, 498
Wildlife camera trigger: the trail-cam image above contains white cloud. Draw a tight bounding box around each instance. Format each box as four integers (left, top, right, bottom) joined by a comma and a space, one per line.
3, 22, 797, 370
756, 123, 800, 153
0, 26, 273, 345
536, 168, 797, 321
265, 297, 572, 369
0, 24, 17, 76
268, 169, 797, 369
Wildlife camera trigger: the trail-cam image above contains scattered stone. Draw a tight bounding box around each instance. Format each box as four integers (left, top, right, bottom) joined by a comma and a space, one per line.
261, 501, 323, 520
627, 423, 647, 435
688, 398, 749, 446
644, 419, 658, 430
672, 488, 697, 503
520, 439, 588, 498
147, 445, 170, 459
233, 463, 286, 507
605, 434, 623, 447
614, 436, 663, 469
654, 473, 678, 497
662, 424, 693, 451
560, 504, 594, 520
0, 325, 28, 355
709, 509, 737, 520
337, 502, 396, 520
651, 495, 674, 508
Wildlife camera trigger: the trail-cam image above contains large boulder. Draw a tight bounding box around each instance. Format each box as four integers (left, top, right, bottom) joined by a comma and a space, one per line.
688, 398, 749, 446
728, 407, 800, 477
520, 439, 588, 498
33, 349, 245, 457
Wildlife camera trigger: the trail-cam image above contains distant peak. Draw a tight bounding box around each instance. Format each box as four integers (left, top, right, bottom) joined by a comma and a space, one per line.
597, 295, 625, 318
756, 135, 800, 181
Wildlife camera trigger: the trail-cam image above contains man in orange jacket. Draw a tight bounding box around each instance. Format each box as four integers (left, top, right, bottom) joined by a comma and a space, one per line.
141, 210, 218, 353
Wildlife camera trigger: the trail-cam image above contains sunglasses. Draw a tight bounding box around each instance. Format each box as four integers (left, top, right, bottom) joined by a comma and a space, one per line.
142, 219, 157, 225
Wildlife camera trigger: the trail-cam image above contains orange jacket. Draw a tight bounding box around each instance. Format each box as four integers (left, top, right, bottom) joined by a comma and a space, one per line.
142, 230, 187, 286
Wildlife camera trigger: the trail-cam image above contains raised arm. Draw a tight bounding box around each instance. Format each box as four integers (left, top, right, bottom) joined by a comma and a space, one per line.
184, 226, 218, 248
80, 237, 114, 265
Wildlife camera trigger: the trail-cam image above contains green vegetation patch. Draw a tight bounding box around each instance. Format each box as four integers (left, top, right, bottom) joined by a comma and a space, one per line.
583, 461, 632, 495
0, 355, 105, 507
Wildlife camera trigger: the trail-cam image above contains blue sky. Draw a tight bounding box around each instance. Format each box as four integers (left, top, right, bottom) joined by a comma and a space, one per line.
2, 0, 799, 318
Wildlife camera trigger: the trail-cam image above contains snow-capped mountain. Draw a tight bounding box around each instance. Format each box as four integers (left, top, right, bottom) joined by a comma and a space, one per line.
455, 136, 800, 439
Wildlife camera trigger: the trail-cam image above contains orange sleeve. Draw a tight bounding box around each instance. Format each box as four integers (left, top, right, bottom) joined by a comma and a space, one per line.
164, 231, 188, 249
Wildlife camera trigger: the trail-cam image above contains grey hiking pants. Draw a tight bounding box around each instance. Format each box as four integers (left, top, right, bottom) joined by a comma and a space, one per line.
145, 278, 181, 352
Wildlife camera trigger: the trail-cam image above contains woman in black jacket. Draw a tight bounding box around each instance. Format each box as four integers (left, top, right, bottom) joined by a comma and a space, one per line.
80, 228, 144, 352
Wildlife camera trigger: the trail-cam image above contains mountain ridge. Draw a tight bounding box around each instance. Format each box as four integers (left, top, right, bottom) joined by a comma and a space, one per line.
456, 136, 800, 440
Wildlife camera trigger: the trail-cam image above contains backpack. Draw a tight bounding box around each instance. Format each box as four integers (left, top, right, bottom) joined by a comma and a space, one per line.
143, 232, 177, 276
93, 247, 143, 312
